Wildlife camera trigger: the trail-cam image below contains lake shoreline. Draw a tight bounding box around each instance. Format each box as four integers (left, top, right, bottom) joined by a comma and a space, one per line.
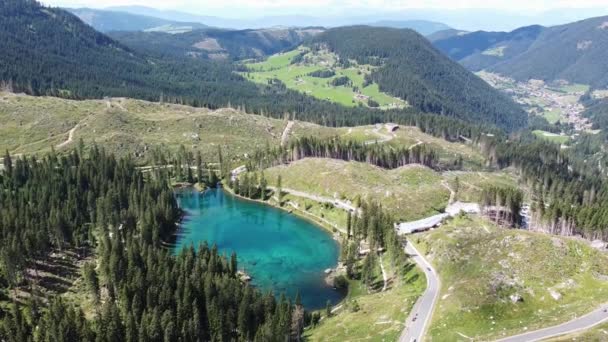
221, 183, 345, 242
174, 184, 345, 309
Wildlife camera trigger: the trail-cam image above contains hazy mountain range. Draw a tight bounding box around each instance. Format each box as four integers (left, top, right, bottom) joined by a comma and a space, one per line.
67, 6, 452, 35
103, 5, 607, 31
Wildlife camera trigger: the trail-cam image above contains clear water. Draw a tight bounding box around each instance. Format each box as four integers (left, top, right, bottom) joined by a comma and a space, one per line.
174, 188, 344, 309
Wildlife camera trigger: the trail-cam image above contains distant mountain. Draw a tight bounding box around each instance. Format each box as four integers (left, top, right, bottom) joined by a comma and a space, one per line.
433, 25, 544, 69
105, 5, 242, 28
110, 27, 323, 60
490, 16, 608, 88
426, 29, 469, 42
0, 0, 248, 102
308, 26, 528, 130
366, 20, 451, 35
105, 6, 451, 34
67, 7, 207, 33
433, 16, 608, 88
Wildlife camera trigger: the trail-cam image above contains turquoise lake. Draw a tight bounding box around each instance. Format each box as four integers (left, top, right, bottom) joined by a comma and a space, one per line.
174, 188, 344, 309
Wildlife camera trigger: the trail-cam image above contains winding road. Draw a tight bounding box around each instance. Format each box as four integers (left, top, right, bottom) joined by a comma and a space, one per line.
399, 242, 440, 342
496, 305, 608, 342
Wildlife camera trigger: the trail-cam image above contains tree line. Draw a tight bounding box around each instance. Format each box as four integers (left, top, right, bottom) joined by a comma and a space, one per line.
246, 136, 442, 172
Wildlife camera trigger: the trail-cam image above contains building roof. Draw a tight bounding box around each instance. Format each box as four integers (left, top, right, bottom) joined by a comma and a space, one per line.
396, 213, 449, 235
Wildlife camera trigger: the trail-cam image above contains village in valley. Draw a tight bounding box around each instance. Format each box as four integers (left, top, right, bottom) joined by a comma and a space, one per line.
478, 71, 593, 131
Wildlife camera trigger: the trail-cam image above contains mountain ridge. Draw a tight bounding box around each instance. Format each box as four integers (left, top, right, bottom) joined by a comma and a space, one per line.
68, 7, 208, 33
433, 16, 608, 88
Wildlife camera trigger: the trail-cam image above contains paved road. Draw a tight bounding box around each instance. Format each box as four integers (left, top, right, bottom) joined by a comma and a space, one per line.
399, 242, 440, 342
496, 305, 608, 342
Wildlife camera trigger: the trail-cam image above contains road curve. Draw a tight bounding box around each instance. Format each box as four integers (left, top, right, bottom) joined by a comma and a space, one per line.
496, 305, 608, 342
399, 241, 440, 342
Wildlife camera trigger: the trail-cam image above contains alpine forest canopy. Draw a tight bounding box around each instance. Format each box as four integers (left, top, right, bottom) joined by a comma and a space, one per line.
0, 148, 305, 341
307, 26, 528, 131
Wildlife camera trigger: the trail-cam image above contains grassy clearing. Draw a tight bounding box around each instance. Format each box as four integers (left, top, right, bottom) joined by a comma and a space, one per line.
533, 130, 570, 144
242, 48, 406, 109
413, 215, 608, 341
0, 92, 285, 163
387, 126, 485, 170
304, 263, 426, 341
327, 125, 485, 170
482, 46, 506, 57
443, 170, 519, 203
558, 84, 590, 94
543, 109, 563, 124
265, 158, 450, 221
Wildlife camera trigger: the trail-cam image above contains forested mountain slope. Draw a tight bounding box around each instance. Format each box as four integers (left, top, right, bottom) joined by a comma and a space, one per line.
489, 16, 608, 88
433, 16, 608, 88
432, 25, 544, 61
433, 25, 544, 70
110, 27, 323, 60
0, 0, 243, 100
68, 7, 207, 33
309, 26, 528, 131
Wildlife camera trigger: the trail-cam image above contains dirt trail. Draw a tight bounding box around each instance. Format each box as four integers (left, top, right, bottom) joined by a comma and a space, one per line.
56, 124, 79, 149
380, 256, 388, 292
281, 121, 295, 147
408, 140, 423, 150
441, 180, 456, 204
364, 126, 394, 145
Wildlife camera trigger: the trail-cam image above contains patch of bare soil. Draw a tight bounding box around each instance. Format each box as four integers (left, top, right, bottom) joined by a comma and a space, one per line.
192, 38, 224, 52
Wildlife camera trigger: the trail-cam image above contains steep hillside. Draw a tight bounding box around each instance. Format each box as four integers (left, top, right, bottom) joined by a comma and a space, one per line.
110, 27, 323, 60
0, 0, 246, 101
68, 7, 207, 33
490, 16, 608, 88
309, 26, 528, 131
434, 16, 608, 88
433, 25, 544, 67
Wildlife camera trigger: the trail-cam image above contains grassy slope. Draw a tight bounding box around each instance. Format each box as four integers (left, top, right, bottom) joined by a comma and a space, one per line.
243, 48, 406, 109
305, 264, 426, 341
0, 92, 319, 163
265, 158, 450, 221
413, 215, 608, 341
0, 93, 485, 170
332, 125, 485, 170
444, 170, 519, 203
533, 130, 570, 144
